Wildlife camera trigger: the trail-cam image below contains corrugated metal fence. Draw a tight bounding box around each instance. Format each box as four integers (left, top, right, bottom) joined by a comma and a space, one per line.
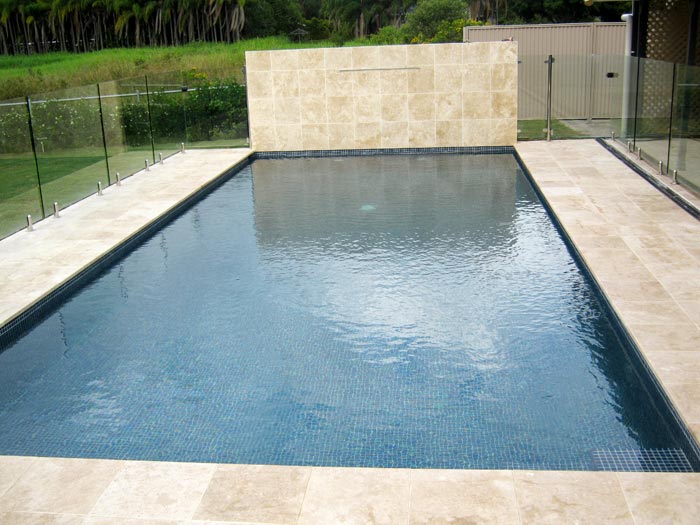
464, 23, 626, 120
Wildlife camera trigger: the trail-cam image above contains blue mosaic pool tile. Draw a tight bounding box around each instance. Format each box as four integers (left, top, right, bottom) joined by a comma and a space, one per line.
254, 146, 514, 159
593, 449, 693, 472
0, 152, 698, 473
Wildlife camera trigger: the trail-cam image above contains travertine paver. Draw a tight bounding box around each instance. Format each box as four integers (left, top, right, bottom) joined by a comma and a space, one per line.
514, 471, 634, 525
194, 464, 311, 523
410, 470, 519, 525
1, 141, 700, 524
297, 467, 411, 525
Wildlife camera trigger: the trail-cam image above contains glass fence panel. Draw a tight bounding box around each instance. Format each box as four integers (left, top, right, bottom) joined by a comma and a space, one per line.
183, 68, 249, 148
591, 54, 627, 139
631, 57, 675, 168
29, 85, 107, 212
0, 98, 43, 238
147, 72, 186, 161
517, 54, 548, 140
546, 54, 626, 139
100, 76, 154, 182
669, 63, 700, 192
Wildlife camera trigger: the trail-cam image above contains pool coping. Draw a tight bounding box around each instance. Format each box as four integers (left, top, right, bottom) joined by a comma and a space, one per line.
1, 141, 700, 524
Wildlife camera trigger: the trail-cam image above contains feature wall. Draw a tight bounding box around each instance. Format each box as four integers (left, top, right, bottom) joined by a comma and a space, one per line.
245, 42, 517, 151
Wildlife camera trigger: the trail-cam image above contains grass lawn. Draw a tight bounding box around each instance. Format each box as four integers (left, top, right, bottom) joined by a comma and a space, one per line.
518, 119, 585, 141
0, 136, 249, 238
0, 154, 104, 199
0, 37, 338, 100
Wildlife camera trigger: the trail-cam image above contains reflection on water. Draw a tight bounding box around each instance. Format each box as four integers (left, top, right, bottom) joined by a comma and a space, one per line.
0, 154, 694, 470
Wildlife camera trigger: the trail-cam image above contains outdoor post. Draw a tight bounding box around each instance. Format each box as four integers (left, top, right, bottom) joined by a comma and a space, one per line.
25, 96, 46, 219
621, 13, 634, 139
675, 0, 700, 173
546, 55, 554, 141
144, 75, 156, 164
96, 83, 112, 186
666, 63, 677, 172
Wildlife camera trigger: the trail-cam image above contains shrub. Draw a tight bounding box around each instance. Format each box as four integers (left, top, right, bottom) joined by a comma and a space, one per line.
368, 26, 406, 45
402, 0, 470, 43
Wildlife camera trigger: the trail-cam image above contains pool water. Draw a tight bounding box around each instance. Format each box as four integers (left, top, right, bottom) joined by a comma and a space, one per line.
0, 154, 696, 470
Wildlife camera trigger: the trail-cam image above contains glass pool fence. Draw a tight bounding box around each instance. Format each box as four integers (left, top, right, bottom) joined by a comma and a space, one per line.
518, 53, 700, 194
1, 52, 698, 240
0, 69, 248, 239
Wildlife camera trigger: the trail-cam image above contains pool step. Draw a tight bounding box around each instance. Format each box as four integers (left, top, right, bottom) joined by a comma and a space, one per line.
592, 448, 692, 472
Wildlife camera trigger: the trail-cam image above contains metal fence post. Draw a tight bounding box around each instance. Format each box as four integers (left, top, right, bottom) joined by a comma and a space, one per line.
96, 83, 111, 186
666, 63, 677, 173
632, 56, 642, 149
144, 75, 156, 164
25, 96, 46, 219
546, 55, 554, 141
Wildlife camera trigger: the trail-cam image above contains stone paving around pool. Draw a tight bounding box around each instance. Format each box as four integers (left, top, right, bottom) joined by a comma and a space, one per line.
0, 141, 699, 524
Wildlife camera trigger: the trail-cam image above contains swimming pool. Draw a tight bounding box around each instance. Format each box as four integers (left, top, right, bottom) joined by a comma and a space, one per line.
0, 153, 697, 471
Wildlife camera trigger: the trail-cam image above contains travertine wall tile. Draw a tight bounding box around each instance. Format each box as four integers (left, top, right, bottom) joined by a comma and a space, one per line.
249, 99, 274, 124
355, 123, 381, 148
275, 125, 302, 149
407, 45, 435, 66
298, 49, 324, 69
408, 69, 435, 93
246, 71, 272, 99
435, 43, 461, 65
409, 120, 436, 147
435, 66, 462, 93
352, 47, 380, 68
408, 94, 435, 121
299, 70, 325, 96
380, 46, 407, 67
325, 70, 353, 97
463, 42, 489, 64
491, 91, 517, 119
462, 120, 488, 145
355, 96, 381, 123
491, 63, 517, 91
247, 51, 271, 71
381, 70, 408, 94
381, 122, 409, 148
271, 50, 298, 71
463, 94, 490, 119
491, 118, 517, 145
273, 97, 301, 124
463, 65, 490, 92
329, 123, 355, 148
300, 97, 327, 125
325, 48, 352, 69
272, 71, 299, 98
381, 95, 408, 122
251, 125, 276, 150
490, 42, 518, 64
246, 42, 517, 151
436, 120, 462, 146
436, 93, 462, 120
353, 71, 380, 95
327, 96, 354, 123
302, 124, 329, 150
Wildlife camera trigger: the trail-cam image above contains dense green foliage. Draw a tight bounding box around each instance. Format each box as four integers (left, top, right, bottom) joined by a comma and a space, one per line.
401, 0, 468, 42
478, 0, 632, 25
0, 0, 630, 55
353, 0, 482, 45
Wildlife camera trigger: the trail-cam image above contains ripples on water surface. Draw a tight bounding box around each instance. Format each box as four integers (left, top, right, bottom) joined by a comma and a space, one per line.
0, 154, 693, 469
